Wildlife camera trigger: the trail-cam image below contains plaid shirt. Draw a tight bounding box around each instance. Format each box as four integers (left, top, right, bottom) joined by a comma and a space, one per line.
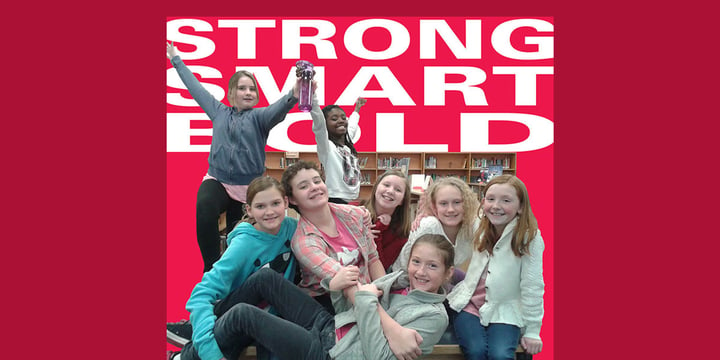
291, 203, 379, 296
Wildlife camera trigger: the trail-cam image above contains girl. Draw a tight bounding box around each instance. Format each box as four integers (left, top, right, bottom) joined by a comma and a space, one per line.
447, 175, 545, 359
363, 170, 412, 270
167, 42, 301, 273
181, 233, 455, 360
280, 160, 385, 309
304, 69, 366, 203
167, 176, 299, 360
391, 176, 480, 277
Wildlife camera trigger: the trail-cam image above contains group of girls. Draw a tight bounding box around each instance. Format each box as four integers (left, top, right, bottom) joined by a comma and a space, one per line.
167, 41, 546, 360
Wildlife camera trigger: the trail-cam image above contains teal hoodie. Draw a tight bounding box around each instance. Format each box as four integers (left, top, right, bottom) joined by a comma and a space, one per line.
186, 217, 298, 360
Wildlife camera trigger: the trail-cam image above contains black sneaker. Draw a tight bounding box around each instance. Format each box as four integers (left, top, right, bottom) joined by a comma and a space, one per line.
167, 320, 192, 347
166, 350, 180, 360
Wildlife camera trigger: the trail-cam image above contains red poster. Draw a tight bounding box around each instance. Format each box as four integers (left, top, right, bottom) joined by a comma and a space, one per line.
166, 16, 554, 359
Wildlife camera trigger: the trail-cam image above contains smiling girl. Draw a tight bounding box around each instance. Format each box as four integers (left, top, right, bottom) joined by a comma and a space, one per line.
174, 233, 455, 360
167, 176, 299, 360
364, 170, 412, 269
167, 42, 301, 273
447, 175, 545, 359
391, 176, 480, 277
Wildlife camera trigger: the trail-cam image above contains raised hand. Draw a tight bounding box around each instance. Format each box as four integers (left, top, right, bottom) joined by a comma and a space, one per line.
166, 41, 178, 60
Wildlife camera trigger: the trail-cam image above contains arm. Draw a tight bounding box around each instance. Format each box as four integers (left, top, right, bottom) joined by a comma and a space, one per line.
310, 92, 331, 162
347, 98, 365, 142
251, 87, 299, 134
186, 236, 255, 360
354, 291, 446, 360
166, 42, 225, 121
519, 232, 545, 353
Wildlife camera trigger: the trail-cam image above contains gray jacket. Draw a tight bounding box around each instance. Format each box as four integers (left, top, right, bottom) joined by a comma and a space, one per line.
171, 56, 297, 185
322, 271, 449, 359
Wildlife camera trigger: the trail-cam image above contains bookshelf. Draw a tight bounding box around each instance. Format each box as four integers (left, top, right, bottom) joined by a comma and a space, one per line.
264, 152, 517, 202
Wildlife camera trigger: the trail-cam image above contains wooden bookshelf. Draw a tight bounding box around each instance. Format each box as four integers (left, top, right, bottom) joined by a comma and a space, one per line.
264, 152, 517, 202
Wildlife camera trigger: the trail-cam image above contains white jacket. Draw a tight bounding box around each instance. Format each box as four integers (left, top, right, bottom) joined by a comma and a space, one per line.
447, 218, 545, 340
311, 96, 361, 201
390, 216, 478, 272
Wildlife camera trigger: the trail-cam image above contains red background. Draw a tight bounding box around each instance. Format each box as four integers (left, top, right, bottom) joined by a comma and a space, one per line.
166, 15, 555, 359
5, 1, 718, 360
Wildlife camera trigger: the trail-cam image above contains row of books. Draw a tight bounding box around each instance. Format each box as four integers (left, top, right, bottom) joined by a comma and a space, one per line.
471, 157, 511, 169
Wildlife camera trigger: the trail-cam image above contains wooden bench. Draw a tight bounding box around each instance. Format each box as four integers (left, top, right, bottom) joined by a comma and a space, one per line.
237, 344, 531, 359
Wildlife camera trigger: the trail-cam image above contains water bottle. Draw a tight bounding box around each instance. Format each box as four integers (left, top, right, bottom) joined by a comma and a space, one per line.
296, 60, 314, 112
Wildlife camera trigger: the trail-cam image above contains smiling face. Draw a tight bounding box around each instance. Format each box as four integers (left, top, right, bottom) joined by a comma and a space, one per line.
287, 168, 328, 211
325, 107, 348, 139
407, 242, 453, 293
432, 185, 465, 229
231, 75, 259, 110
482, 183, 521, 234
246, 187, 288, 235
374, 175, 406, 214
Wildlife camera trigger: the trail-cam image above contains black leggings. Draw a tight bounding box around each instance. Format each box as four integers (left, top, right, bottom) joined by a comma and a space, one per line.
196, 179, 245, 272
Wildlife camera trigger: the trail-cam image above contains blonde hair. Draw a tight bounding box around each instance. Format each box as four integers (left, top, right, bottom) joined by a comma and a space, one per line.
475, 175, 538, 257
240, 176, 285, 224
420, 177, 479, 242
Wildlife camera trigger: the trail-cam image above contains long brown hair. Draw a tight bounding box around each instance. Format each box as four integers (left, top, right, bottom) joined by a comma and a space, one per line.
475, 175, 538, 257
365, 170, 411, 237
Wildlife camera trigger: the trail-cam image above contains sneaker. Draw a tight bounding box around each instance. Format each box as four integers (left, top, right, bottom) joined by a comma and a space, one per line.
167, 320, 192, 347
166, 350, 180, 360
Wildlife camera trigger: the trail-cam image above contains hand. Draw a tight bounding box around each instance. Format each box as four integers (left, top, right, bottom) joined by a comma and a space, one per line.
368, 222, 380, 241
377, 214, 391, 226
166, 41, 178, 60
410, 191, 431, 231
386, 326, 423, 360
520, 337, 543, 355
354, 97, 367, 112
329, 265, 360, 291
356, 283, 383, 297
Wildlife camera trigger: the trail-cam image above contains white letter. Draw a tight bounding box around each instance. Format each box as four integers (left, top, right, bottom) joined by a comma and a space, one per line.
237, 66, 325, 105
282, 20, 337, 59
336, 67, 414, 106
167, 113, 212, 152
344, 19, 410, 60
419, 19, 482, 59
166, 19, 216, 60
267, 113, 320, 152
424, 67, 488, 106
491, 19, 554, 60
493, 66, 554, 106
460, 113, 554, 152
166, 66, 226, 106
218, 19, 276, 59
376, 113, 448, 152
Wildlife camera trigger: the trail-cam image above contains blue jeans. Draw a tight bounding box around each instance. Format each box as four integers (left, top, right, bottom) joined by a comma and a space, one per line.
180, 268, 335, 360
454, 310, 520, 360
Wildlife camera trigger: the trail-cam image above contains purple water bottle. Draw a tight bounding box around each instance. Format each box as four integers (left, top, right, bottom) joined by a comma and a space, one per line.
296, 60, 314, 112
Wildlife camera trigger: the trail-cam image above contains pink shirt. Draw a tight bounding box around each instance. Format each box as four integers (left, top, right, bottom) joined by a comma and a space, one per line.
320, 215, 361, 267
462, 263, 489, 317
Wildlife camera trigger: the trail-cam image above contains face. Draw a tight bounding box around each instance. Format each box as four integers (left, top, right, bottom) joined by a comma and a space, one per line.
374, 175, 406, 213
246, 188, 288, 235
433, 185, 465, 229
325, 108, 348, 138
288, 169, 328, 211
408, 243, 452, 293
482, 183, 521, 233
232, 76, 259, 110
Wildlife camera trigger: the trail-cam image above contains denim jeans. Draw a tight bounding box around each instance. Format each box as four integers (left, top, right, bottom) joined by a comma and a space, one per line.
181, 268, 335, 360
454, 310, 520, 360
